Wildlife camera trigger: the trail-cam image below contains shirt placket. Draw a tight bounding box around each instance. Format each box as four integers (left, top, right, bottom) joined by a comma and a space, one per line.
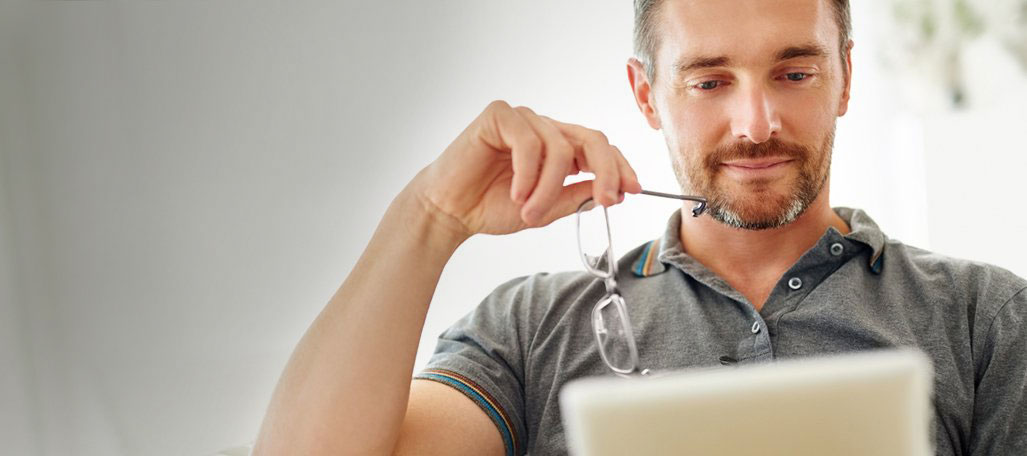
761, 235, 862, 354
661, 254, 770, 366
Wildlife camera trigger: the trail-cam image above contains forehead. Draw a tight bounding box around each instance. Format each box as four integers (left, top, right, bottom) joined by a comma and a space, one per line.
655, 0, 839, 70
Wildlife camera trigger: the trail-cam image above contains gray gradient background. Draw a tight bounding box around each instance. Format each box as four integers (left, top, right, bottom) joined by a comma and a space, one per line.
0, 1, 1024, 455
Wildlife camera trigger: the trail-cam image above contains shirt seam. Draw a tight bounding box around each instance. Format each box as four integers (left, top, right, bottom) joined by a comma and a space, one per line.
976, 286, 1027, 372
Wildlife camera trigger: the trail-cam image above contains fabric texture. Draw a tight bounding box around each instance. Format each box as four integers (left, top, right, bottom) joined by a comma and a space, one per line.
415, 207, 1027, 455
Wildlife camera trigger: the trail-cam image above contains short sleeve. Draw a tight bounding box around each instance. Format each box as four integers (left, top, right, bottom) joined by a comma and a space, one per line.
414, 275, 534, 456
969, 286, 1027, 454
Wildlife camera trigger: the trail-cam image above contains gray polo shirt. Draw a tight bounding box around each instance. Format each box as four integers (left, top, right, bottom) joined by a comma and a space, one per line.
415, 207, 1027, 455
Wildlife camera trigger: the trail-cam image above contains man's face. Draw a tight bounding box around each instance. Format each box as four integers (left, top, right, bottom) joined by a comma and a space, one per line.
640, 0, 851, 230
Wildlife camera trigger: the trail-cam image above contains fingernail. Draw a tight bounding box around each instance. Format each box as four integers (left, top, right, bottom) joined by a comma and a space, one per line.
606, 191, 618, 205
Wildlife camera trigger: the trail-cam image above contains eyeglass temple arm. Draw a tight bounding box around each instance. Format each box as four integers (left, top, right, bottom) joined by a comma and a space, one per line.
639, 189, 708, 217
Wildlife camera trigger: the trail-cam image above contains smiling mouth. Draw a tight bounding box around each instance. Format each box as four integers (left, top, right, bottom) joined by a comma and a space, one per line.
718, 158, 795, 181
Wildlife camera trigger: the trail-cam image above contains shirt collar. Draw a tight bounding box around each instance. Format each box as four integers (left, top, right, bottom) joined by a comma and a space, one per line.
833, 207, 887, 273
631, 206, 888, 278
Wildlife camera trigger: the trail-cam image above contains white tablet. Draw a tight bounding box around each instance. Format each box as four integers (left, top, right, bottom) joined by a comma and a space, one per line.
560, 349, 933, 456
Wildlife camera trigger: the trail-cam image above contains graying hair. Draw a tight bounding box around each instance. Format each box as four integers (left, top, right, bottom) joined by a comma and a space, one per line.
633, 0, 852, 82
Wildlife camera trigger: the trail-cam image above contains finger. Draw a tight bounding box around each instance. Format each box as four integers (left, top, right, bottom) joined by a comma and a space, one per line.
538, 178, 595, 226
543, 118, 622, 207
612, 146, 643, 195
479, 101, 543, 203
508, 132, 542, 204
531, 180, 595, 227
514, 107, 577, 223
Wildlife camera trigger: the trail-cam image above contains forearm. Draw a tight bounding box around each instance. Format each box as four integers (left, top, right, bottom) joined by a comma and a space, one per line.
253, 183, 468, 455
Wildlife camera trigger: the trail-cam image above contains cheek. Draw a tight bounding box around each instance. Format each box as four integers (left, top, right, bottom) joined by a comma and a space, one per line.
779, 94, 838, 144
663, 100, 726, 155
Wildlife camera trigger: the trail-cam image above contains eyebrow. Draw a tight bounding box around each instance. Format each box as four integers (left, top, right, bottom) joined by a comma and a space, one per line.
673, 55, 731, 75
775, 44, 829, 61
672, 43, 830, 76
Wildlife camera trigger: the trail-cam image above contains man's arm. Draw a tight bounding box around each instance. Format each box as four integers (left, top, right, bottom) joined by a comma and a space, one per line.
969, 286, 1027, 454
393, 380, 507, 455
251, 186, 473, 455
251, 101, 640, 455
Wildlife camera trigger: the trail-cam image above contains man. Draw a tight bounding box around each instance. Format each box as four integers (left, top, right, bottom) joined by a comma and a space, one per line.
254, 0, 1027, 454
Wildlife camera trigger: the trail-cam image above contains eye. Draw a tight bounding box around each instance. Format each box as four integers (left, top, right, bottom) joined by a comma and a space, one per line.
784, 72, 810, 82
696, 80, 722, 91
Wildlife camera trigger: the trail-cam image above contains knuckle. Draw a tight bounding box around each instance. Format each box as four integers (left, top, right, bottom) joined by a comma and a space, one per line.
513, 105, 535, 115
562, 121, 585, 133
521, 134, 543, 152
486, 99, 510, 113
554, 139, 575, 156
584, 136, 609, 152
614, 148, 632, 167
600, 156, 619, 171
548, 142, 574, 162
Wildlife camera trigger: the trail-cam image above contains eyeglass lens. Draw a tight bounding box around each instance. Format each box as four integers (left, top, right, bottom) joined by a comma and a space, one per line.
576, 200, 614, 277
592, 294, 637, 373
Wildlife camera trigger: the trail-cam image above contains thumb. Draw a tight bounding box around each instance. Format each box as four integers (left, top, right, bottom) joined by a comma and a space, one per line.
533, 180, 597, 227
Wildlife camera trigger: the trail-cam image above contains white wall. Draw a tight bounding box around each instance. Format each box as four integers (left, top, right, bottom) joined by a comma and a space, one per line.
920, 35, 1027, 277
1, 2, 43, 454
1, 1, 1023, 455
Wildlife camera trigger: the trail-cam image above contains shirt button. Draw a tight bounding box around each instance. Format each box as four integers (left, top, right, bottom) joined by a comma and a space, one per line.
751, 321, 761, 334
788, 277, 803, 290
830, 242, 844, 256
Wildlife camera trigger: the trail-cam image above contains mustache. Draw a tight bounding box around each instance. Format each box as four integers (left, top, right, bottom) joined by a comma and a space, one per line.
704, 138, 811, 168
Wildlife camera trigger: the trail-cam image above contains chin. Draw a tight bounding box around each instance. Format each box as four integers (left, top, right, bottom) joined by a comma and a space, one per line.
709, 189, 809, 230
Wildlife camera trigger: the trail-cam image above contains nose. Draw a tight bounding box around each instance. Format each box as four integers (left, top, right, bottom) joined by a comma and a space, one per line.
729, 84, 781, 144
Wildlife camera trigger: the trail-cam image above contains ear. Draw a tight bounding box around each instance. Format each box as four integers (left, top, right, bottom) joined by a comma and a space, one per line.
627, 57, 662, 130
837, 40, 854, 117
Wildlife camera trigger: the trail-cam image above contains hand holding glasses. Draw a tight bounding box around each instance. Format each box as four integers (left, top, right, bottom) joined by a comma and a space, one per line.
576, 190, 707, 377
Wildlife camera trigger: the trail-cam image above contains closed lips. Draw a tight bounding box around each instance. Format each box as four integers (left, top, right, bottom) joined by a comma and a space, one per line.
722, 158, 794, 169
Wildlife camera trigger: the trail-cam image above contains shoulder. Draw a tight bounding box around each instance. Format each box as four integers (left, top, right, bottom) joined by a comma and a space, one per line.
485, 270, 594, 306
882, 239, 1027, 318
884, 239, 1026, 293
492, 238, 656, 298
479, 239, 657, 321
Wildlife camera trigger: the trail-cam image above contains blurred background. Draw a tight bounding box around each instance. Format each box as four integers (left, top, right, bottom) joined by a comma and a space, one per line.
0, 1, 1024, 454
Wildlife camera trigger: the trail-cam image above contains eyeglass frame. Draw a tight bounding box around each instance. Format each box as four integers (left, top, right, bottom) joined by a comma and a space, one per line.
575, 190, 708, 377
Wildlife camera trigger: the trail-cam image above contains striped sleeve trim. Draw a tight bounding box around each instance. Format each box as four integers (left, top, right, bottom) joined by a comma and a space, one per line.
414, 368, 520, 456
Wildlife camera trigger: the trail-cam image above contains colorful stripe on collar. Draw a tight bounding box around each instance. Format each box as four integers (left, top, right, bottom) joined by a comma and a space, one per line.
632, 239, 667, 277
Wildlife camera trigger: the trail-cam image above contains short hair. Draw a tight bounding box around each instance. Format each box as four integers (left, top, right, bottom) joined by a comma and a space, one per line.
633, 0, 852, 82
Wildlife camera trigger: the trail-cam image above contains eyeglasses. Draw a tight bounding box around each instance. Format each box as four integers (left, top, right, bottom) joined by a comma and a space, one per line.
576, 190, 707, 377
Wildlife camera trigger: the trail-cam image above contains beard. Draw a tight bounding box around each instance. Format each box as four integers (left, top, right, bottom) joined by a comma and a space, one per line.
671, 130, 835, 230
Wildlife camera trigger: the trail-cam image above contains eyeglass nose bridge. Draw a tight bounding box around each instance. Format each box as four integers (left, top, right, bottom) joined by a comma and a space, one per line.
603, 275, 618, 295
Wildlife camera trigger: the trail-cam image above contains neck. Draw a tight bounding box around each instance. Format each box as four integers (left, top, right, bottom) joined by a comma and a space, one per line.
678, 187, 850, 310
